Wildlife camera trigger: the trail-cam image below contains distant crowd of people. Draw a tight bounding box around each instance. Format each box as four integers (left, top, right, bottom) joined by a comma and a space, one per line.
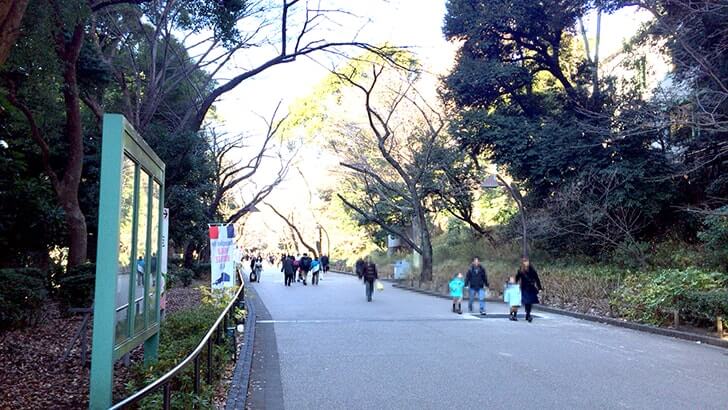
279, 253, 330, 286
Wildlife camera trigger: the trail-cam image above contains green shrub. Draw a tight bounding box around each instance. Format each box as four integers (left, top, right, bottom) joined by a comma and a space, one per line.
0, 268, 47, 329
57, 262, 96, 310
129, 303, 231, 409
646, 239, 704, 270
192, 263, 211, 279
612, 268, 725, 325
172, 267, 194, 287
698, 206, 728, 270
681, 289, 728, 320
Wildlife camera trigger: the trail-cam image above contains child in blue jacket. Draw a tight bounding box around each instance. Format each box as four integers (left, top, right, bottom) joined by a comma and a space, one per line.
503, 276, 522, 321
449, 273, 465, 314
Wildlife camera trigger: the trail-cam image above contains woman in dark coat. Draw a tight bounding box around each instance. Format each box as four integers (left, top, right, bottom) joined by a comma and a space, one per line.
516, 258, 543, 322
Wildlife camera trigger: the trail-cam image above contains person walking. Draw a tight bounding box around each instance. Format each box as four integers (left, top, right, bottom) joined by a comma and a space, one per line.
300, 253, 312, 285
503, 276, 522, 321
449, 272, 465, 314
321, 254, 330, 274
355, 258, 365, 280
293, 254, 301, 282
311, 257, 321, 285
465, 257, 489, 315
362, 258, 378, 302
281, 255, 295, 286
516, 258, 543, 322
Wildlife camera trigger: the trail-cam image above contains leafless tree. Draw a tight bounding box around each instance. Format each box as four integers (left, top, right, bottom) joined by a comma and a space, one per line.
207, 103, 289, 223
332, 61, 447, 282
495, 175, 530, 259
545, 169, 648, 263
87, 0, 396, 135
266, 203, 318, 257
614, 1, 728, 143
433, 154, 498, 246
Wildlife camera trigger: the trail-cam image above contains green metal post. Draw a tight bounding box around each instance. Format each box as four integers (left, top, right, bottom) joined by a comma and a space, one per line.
90, 115, 125, 409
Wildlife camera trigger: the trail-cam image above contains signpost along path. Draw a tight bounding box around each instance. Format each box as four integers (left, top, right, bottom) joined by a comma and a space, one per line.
90, 114, 165, 409
209, 223, 237, 291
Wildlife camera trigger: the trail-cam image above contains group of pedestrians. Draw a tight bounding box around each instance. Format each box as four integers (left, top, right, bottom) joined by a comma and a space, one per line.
449, 257, 543, 322
280, 253, 330, 286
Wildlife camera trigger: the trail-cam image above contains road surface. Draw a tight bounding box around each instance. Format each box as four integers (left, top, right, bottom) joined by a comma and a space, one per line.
245, 268, 728, 409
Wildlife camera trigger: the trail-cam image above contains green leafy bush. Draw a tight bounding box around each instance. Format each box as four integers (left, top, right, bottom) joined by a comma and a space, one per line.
57, 262, 95, 310
192, 263, 211, 279
171, 267, 194, 287
646, 239, 704, 270
681, 289, 728, 321
129, 303, 231, 409
0, 268, 47, 329
612, 268, 725, 325
698, 207, 728, 270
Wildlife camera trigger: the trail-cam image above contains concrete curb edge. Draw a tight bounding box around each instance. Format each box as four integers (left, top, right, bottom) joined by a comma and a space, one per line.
225, 283, 257, 410
389, 283, 728, 349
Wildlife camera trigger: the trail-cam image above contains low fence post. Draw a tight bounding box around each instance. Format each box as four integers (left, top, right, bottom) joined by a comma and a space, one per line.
206, 339, 213, 384
718, 315, 724, 337
194, 355, 200, 394
162, 382, 171, 410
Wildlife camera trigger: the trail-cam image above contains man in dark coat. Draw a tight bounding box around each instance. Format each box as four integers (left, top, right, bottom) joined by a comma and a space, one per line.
465, 257, 489, 314
281, 255, 295, 286
355, 258, 366, 280
300, 253, 312, 286
321, 255, 330, 273
362, 258, 378, 302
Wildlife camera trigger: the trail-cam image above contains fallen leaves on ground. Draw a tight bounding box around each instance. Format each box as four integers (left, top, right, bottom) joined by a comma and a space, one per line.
0, 283, 204, 409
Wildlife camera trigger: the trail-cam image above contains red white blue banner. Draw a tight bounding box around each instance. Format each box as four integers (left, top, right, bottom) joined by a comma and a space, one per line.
209, 224, 236, 290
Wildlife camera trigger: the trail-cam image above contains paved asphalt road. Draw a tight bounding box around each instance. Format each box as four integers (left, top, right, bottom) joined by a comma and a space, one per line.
245, 267, 728, 410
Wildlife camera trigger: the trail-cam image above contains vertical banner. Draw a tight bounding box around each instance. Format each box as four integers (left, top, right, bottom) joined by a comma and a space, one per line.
160, 209, 169, 311
209, 223, 236, 290
161, 209, 169, 277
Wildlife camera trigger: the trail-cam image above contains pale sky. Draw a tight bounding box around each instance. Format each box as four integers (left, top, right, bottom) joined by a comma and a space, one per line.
204, 1, 659, 249
214, 0, 452, 135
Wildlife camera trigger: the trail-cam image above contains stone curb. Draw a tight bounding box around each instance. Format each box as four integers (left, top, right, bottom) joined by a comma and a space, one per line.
225, 283, 257, 410
390, 283, 728, 349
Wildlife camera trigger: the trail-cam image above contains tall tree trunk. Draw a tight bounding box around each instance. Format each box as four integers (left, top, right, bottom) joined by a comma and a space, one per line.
518, 206, 529, 259
0, 0, 29, 66
413, 201, 432, 282
183, 242, 196, 268
62, 192, 88, 267
419, 218, 433, 282
55, 21, 88, 267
